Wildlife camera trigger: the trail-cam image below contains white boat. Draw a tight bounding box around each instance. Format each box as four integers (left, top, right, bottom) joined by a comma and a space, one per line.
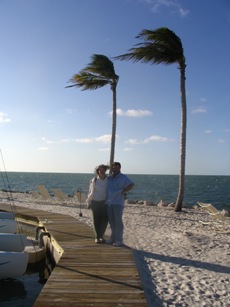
0, 155, 45, 279
0, 234, 29, 279
0, 251, 29, 280
0, 212, 17, 233
0, 218, 17, 233
0, 233, 31, 251
0, 212, 15, 219
0, 233, 46, 280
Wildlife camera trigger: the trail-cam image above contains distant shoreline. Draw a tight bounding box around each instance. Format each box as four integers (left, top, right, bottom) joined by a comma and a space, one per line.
3, 170, 230, 176
1, 174, 230, 210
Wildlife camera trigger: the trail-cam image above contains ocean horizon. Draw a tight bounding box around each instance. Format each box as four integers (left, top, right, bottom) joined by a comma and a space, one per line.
0, 172, 229, 210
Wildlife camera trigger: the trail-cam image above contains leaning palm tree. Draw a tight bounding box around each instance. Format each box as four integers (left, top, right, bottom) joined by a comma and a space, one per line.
66, 54, 119, 170
114, 27, 187, 212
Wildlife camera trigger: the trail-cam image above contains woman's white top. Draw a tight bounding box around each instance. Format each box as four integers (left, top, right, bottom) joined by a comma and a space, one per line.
86, 176, 108, 205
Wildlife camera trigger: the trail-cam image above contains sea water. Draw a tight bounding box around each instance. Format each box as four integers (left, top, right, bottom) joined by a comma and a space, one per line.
0, 260, 50, 307
1, 172, 229, 209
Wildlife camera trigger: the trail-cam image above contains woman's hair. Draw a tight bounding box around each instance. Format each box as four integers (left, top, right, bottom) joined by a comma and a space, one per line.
95, 164, 110, 174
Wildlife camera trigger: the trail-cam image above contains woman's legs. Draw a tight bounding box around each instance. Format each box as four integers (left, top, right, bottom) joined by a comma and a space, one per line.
99, 203, 108, 239
91, 201, 108, 240
91, 201, 101, 239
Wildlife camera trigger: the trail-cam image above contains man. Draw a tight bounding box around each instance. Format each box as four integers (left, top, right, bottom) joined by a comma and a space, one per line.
106, 162, 134, 247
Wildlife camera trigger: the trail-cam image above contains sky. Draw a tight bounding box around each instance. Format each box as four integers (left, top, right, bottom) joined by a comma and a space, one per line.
0, 0, 230, 175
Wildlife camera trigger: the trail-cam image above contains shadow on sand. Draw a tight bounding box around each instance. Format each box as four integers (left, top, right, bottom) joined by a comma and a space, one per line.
133, 248, 230, 306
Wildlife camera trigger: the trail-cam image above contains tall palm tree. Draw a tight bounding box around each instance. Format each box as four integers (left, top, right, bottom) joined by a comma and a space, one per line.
66, 54, 119, 170
114, 27, 187, 212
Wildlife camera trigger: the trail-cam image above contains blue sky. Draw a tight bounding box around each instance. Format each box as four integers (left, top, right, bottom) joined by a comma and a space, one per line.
0, 0, 230, 175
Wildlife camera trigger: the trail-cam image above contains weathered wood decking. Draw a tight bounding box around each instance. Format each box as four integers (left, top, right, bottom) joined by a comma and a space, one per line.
0, 203, 148, 306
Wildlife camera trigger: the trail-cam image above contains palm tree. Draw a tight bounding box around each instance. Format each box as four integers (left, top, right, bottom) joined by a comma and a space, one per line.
114, 27, 187, 212
66, 54, 119, 170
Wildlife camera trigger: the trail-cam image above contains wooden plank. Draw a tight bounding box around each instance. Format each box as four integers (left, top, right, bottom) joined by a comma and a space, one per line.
0, 203, 147, 306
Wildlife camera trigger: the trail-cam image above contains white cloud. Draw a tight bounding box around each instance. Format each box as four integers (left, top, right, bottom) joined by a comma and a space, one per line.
192, 106, 207, 114
66, 108, 77, 114
116, 108, 153, 117
98, 147, 110, 151
222, 129, 230, 133
95, 134, 112, 143
200, 98, 207, 103
42, 134, 114, 145
125, 139, 140, 145
123, 147, 134, 151
218, 138, 225, 144
179, 8, 189, 18
0, 112, 11, 123
143, 135, 174, 143
75, 135, 114, 144
74, 138, 94, 144
58, 139, 70, 143
144, 0, 189, 18
38, 147, 49, 151
126, 135, 174, 145
204, 130, 212, 134
42, 137, 55, 144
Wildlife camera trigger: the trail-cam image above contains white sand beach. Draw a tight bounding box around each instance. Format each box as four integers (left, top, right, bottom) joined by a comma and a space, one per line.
1, 192, 230, 306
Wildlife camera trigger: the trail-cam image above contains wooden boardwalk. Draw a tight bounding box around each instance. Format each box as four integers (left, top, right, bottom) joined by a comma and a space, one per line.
0, 203, 148, 306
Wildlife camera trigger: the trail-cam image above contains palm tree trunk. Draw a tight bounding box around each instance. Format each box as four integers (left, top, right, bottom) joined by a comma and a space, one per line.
175, 65, 187, 212
109, 85, 117, 172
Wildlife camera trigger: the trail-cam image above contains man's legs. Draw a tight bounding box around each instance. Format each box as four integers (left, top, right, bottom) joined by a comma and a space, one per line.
107, 205, 124, 244
112, 205, 124, 243
107, 205, 116, 242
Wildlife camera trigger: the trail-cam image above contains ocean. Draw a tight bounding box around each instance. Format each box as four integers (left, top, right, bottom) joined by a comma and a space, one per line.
1, 172, 229, 210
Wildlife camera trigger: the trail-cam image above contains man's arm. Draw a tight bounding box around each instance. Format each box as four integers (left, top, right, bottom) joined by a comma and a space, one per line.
121, 183, 135, 195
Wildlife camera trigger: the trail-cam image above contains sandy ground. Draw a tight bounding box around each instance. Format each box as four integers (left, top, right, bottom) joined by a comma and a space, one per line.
1, 191, 230, 306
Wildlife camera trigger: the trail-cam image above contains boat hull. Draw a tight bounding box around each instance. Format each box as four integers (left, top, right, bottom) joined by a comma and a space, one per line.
0, 233, 46, 264
0, 219, 17, 233
0, 212, 15, 219
0, 233, 28, 252
0, 251, 29, 280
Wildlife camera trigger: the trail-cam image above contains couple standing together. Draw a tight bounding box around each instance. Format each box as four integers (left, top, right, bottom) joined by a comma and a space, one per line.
86, 162, 134, 247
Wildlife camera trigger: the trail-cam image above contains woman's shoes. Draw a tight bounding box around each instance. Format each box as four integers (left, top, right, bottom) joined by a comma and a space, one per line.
95, 238, 123, 246
95, 238, 105, 243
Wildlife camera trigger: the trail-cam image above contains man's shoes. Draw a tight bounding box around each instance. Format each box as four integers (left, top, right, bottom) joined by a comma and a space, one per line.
105, 238, 114, 244
95, 239, 100, 243
113, 241, 123, 247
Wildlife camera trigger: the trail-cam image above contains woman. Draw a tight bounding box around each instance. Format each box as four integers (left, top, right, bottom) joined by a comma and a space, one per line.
86, 164, 109, 243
